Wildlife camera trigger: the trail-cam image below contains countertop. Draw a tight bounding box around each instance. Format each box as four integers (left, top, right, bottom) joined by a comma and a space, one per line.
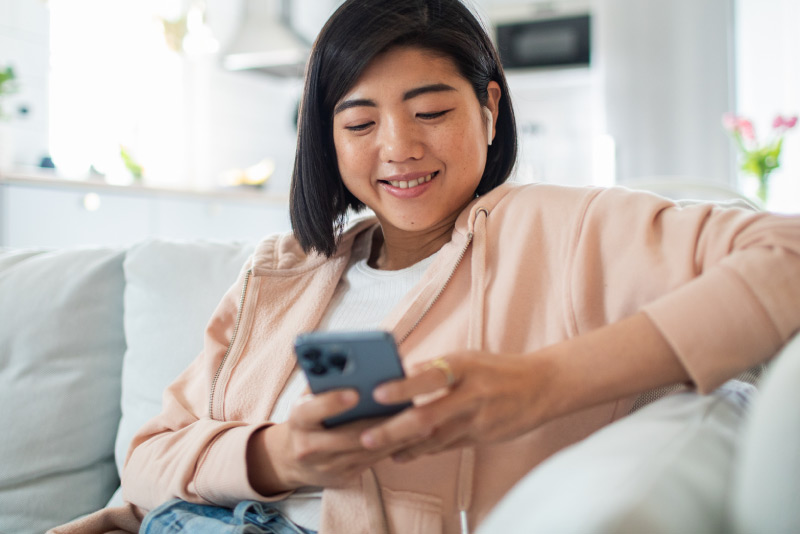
0, 167, 290, 206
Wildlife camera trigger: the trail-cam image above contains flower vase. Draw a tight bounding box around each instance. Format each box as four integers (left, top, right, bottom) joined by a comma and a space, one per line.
755, 173, 770, 207
740, 172, 770, 209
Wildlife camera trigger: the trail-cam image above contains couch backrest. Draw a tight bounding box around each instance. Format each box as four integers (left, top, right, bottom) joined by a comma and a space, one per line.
0, 247, 127, 534
0, 239, 255, 534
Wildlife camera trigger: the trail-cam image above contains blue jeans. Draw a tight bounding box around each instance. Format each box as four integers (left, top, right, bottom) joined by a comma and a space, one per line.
141, 498, 318, 534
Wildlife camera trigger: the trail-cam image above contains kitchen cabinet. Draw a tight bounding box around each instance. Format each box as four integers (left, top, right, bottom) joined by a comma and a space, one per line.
0, 172, 291, 248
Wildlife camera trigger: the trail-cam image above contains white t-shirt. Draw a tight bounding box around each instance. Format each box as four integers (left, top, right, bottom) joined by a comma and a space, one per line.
267, 234, 437, 530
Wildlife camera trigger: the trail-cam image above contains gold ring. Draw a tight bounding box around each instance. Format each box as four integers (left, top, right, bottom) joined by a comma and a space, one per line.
428, 357, 456, 387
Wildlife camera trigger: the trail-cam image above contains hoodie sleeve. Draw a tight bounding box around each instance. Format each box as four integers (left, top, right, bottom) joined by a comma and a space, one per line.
120, 254, 288, 510
569, 187, 800, 393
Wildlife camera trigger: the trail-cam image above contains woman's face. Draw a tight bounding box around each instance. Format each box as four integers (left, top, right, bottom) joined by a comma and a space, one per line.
332, 46, 501, 237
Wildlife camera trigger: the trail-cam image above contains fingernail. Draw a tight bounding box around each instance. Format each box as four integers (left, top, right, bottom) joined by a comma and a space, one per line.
361, 432, 378, 449
373, 387, 388, 403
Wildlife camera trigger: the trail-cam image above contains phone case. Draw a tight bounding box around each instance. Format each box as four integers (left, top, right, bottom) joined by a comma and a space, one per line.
294, 330, 412, 427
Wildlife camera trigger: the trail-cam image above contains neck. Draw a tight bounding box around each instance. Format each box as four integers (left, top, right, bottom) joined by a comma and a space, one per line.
368, 217, 457, 271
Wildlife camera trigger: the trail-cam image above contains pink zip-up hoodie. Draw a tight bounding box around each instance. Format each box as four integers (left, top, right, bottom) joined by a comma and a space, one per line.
51, 183, 800, 534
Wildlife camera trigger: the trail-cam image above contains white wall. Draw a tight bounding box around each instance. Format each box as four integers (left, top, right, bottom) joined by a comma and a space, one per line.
735, 0, 800, 212
43, 0, 316, 194
0, 0, 50, 168
596, 0, 735, 186
7, 0, 795, 206
480, 0, 736, 189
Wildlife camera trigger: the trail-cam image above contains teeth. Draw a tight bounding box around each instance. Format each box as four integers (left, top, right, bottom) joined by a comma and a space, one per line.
389, 173, 435, 189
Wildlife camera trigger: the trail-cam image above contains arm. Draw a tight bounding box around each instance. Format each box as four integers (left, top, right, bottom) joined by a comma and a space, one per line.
573, 188, 800, 392
122, 258, 413, 508
361, 190, 800, 456
360, 311, 686, 459
121, 260, 278, 509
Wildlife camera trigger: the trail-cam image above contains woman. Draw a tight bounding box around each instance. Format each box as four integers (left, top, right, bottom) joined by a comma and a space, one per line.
52, 0, 800, 533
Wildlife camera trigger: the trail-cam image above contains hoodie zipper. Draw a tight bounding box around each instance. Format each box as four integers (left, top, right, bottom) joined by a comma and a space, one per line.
209, 219, 478, 413
208, 268, 252, 418
396, 230, 474, 346
203, 226, 451, 418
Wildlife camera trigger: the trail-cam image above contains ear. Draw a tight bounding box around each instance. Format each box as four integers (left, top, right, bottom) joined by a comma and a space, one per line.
484, 81, 501, 145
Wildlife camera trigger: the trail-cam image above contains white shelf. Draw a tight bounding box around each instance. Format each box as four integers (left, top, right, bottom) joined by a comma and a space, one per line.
0, 169, 292, 248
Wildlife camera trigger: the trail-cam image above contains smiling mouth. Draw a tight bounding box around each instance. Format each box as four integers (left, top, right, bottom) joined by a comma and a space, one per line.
381, 171, 438, 189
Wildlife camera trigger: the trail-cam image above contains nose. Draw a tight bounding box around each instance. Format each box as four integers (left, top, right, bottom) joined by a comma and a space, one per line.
378, 115, 424, 163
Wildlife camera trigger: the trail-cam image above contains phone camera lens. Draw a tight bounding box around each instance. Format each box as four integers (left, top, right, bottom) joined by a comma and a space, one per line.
329, 353, 347, 372
302, 348, 322, 362
310, 364, 327, 376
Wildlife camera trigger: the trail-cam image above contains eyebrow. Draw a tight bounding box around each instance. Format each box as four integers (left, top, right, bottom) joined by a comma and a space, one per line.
333, 83, 458, 115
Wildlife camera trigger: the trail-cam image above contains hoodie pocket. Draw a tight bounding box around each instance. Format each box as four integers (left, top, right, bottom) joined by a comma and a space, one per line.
382, 487, 443, 534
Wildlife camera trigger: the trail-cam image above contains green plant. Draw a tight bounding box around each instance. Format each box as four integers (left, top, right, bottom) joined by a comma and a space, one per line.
723, 113, 798, 204
120, 145, 143, 181
0, 65, 19, 120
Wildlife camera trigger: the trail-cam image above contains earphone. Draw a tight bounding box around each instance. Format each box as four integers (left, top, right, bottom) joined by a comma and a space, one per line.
482, 107, 493, 146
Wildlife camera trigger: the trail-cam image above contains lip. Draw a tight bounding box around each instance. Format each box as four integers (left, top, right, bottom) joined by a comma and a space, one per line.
378, 170, 438, 198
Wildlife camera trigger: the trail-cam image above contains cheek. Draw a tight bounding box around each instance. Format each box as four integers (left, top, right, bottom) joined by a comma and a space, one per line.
333, 136, 364, 176
437, 122, 486, 177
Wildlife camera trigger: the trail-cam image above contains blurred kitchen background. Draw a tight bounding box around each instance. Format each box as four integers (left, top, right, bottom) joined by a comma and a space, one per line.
0, 0, 798, 248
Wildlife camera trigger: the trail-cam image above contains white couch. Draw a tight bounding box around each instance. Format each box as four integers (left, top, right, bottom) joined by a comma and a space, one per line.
0, 238, 797, 534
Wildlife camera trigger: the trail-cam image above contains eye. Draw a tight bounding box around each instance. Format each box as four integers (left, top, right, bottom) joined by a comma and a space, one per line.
417, 109, 453, 120
345, 121, 375, 132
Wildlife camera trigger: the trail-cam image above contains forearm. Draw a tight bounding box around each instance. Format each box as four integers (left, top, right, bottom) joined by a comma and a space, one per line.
123, 420, 271, 509
543, 311, 689, 419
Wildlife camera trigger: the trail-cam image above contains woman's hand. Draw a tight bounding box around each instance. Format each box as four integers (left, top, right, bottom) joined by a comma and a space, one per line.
359, 312, 689, 462
249, 313, 687, 491
247, 388, 429, 495
358, 349, 558, 462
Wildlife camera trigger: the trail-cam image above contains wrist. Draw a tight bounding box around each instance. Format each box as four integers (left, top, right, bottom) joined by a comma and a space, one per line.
526, 344, 574, 423
246, 424, 297, 495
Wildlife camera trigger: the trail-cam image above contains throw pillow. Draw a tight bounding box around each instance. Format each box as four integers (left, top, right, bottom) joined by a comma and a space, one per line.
0, 248, 126, 534
109, 239, 253, 506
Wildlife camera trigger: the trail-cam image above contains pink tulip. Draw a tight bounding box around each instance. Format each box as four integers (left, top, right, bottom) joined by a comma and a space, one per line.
739, 119, 755, 140
773, 115, 798, 130
722, 112, 738, 131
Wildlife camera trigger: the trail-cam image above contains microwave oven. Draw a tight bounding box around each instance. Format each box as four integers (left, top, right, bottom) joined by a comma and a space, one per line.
495, 14, 591, 69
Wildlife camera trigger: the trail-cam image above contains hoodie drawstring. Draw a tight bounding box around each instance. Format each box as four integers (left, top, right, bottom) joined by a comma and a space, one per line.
457, 206, 489, 534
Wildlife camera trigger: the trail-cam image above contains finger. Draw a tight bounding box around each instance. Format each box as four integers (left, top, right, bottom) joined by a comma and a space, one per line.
290, 389, 359, 430
391, 416, 472, 462
374, 358, 459, 404
361, 388, 473, 450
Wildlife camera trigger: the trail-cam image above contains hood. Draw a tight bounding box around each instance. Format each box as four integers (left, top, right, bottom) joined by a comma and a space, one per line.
222, 0, 310, 77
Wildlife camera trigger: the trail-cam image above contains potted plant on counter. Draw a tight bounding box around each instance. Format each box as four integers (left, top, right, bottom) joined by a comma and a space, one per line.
0, 65, 18, 118
0, 65, 20, 170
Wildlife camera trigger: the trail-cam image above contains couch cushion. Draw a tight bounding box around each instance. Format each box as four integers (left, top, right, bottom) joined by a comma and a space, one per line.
109, 239, 253, 506
729, 333, 800, 533
0, 247, 126, 534
478, 380, 755, 534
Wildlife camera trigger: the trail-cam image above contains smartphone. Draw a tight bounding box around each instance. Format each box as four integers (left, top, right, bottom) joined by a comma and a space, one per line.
294, 330, 412, 428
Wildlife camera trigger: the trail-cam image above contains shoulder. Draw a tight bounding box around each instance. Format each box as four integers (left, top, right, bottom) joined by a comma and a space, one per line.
483, 182, 604, 224
249, 216, 379, 274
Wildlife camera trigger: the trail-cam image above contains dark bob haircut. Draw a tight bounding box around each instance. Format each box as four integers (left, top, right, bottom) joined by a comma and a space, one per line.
290, 0, 517, 257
